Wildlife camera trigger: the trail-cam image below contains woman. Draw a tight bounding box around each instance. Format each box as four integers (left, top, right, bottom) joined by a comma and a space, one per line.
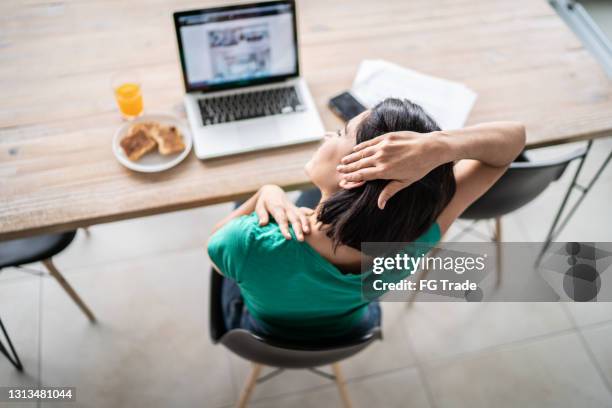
207, 98, 525, 340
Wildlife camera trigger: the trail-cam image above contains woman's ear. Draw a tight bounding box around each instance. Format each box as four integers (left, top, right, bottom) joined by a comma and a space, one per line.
339, 179, 365, 189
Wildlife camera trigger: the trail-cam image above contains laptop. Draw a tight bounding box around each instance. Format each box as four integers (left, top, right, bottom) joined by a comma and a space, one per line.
173, 0, 324, 159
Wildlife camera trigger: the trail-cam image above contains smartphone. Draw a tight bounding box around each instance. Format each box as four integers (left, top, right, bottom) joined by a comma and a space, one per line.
328, 91, 366, 122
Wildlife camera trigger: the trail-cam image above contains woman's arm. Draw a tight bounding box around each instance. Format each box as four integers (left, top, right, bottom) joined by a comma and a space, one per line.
434, 122, 525, 234
210, 190, 261, 236
210, 185, 313, 240
436, 122, 526, 167
208, 192, 261, 277
337, 122, 526, 232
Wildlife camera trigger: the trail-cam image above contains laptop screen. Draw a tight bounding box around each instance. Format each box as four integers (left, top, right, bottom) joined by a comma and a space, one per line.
174, 1, 299, 93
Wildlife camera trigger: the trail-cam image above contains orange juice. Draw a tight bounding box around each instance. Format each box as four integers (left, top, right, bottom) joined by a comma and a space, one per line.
114, 82, 143, 119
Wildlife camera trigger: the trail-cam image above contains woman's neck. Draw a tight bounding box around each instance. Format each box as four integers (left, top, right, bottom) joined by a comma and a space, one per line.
304, 190, 363, 272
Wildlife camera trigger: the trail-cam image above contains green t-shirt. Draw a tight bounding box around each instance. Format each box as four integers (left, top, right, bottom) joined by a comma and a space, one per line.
207, 212, 440, 340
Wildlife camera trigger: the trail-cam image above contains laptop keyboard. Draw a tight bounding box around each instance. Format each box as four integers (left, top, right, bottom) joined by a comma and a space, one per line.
198, 86, 304, 126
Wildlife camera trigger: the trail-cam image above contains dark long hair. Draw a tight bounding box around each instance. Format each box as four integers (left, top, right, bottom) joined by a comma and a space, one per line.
317, 98, 456, 251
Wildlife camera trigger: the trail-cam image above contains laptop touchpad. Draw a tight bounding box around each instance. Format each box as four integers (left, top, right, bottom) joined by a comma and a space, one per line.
236, 120, 280, 147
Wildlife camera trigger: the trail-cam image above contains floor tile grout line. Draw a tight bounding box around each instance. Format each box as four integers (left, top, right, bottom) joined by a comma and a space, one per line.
576, 330, 612, 398
246, 362, 441, 406
560, 303, 612, 397
37, 272, 42, 408
569, 316, 612, 332
400, 319, 439, 408
243, 362, 420, 404
46, 241, 210, 278
341, 363, 420, 384
0, 268, 46, 286
412, 324, 579, 369
0, 242, 211, 289
225, 353, 241, 406
247, 377, 339, 405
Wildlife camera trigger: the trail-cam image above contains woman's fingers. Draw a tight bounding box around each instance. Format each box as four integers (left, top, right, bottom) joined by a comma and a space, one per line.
337, 155, 376, 173
340, 146, 378, 166
352, 135, 385, 152
298, 207, 315, 234
286, 211, 304, 241
339, 179, 365, 189
342, 167, 383, 182
255, 200, 269, 225
296, 208, 310, 234
299, 207, 314, 216
378, 180, 410, 210
271, 207, 292, 239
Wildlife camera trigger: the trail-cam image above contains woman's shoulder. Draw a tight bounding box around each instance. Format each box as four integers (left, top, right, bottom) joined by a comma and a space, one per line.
210, 213, 289, 252
207, 214, 254, 260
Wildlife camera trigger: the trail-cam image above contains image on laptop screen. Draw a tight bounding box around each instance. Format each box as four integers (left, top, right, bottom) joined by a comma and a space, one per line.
175, 2, 298, 92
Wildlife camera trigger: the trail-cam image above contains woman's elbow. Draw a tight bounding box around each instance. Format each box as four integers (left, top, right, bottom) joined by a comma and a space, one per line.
510, 122, 526, 151
501, 121, 526, 161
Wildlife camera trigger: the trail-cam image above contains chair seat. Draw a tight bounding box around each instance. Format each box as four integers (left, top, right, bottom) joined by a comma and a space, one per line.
220, 328, 382, 369
0, 231, 77, 268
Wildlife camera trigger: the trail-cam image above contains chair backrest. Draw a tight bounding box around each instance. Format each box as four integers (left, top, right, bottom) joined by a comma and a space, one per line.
460, 146, 587, 219
209, 269, 382, 369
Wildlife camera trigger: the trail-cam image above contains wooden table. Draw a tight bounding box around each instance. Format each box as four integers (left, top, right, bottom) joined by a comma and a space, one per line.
2, 0, 612, 240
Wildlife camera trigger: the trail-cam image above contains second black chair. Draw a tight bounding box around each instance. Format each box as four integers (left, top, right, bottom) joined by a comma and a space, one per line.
459, 146, 587, 283
0, 230, 95, 322
0, 230, 97, 370
408, 146, 587, 303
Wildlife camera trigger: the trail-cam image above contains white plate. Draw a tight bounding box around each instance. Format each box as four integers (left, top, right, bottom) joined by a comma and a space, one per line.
112, 113, 193, 173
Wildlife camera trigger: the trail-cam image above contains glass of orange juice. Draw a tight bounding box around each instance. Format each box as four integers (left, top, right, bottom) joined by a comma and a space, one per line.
111, 72, 143, 120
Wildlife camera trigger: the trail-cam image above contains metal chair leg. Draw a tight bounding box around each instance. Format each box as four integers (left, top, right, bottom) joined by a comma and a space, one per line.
537, 141, 611, 266
331, 363, 352, 408
0, 318, 23, 371
237, 363, 262, 408
42, 258, 97, 323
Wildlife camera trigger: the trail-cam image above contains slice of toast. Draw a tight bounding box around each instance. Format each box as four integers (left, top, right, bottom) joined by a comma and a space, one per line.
120, 129, 157, 161
149, 125, 185, 155
128, 121, 160, 137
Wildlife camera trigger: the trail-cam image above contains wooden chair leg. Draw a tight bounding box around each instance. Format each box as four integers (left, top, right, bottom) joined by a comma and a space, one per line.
42, 259, 97, 323
406, 246, 441, 308
493, 217, 502, 288
331, 363, 352, 408
237, 363, 262, 408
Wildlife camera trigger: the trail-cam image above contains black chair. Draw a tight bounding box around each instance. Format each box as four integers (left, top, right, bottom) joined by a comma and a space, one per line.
460, 147, 587, 282
209, 269, 381, 408
408, 146, 587, 303
0, 231, 97, 369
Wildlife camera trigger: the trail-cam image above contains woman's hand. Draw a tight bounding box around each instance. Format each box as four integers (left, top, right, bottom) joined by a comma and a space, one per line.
337, 131, 448, 209
255, 185, 314, 241
337, 122, 525, 214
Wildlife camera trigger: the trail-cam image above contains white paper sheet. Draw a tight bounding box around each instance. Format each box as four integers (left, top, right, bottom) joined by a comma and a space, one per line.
351, 59, 477, 130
